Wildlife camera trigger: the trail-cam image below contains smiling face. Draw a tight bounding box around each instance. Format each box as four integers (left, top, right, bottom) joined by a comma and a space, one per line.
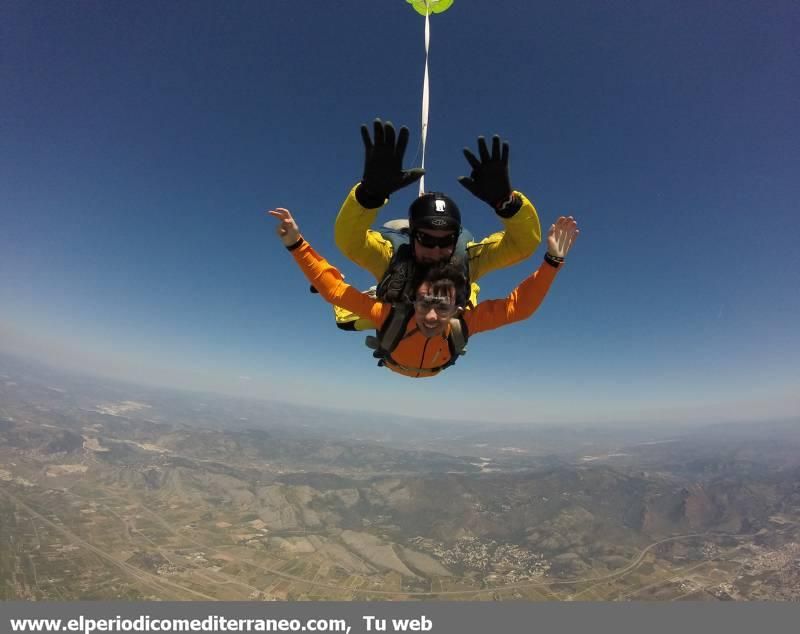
413, 280, 458, 338
412, 228, 458, 264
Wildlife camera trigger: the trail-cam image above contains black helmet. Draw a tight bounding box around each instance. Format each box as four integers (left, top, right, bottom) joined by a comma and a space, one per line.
408, 192, 461, 232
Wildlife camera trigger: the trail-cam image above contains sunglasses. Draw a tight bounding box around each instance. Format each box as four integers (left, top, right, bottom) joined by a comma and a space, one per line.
413, 295, 458, 317
413, 230, 458, 249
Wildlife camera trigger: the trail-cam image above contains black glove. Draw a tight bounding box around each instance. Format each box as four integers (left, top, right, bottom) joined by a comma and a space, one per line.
356, 119, 425, 208
458, 135, 521, 217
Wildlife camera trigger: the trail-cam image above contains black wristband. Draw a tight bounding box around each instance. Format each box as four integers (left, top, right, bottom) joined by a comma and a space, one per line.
494, 193, 523, 218
355, 182, 386, 209
286, 237, 304, 251
544, 252, 564, 268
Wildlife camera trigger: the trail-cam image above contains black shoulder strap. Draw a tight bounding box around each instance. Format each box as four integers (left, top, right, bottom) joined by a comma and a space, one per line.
365, 302, 416, 364
442, 316, 469, 370
376, 242, 415, 304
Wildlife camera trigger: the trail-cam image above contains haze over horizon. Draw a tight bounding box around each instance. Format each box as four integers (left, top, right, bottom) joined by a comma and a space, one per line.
2, 1, 798, 424
1, 347, 796, 429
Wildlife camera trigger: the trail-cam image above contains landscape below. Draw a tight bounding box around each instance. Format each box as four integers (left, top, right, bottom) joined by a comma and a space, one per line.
1, 354, 799, 600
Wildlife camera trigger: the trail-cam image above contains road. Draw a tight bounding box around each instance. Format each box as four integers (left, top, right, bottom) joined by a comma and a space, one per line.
1, 483, 758, 599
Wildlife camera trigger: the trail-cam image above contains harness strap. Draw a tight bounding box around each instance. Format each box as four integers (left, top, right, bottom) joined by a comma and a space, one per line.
440, 316, 468, 370
366, 302, 415, 361
448, 317, 467, 358
381, 358, 446, 378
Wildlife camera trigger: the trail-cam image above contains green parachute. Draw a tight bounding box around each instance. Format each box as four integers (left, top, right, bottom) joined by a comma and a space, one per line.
406, 0, 454, 17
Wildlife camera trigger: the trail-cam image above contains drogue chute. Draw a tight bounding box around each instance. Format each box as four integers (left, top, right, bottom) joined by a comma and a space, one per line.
406, 0, 454, 16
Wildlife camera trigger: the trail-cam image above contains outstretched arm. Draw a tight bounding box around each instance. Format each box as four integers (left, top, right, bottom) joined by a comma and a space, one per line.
466, 190, 542, 281
335, 119, 425, 281
268, 208, 389, 326
466, 216, 579, 335
333, 185, 395, 281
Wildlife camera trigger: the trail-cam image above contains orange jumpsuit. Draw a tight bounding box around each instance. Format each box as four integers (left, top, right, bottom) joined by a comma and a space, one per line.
290, 238, 560, 378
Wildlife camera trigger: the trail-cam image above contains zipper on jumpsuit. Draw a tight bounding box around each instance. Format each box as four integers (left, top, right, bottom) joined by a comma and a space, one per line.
415, 337, 432, 378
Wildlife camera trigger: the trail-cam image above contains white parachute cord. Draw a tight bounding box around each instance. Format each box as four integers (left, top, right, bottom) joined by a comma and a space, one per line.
419, 6, 431, 197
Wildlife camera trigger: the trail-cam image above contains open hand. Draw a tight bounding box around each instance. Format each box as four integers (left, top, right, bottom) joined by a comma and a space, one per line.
546, 216, 579, 259
457, 135, 513, 210
359, 118, 425, 206
268, 208, 301, 247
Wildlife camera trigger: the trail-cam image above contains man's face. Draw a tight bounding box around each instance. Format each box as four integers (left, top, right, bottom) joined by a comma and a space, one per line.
412, 228, 457, 264
413, 281, 458, 338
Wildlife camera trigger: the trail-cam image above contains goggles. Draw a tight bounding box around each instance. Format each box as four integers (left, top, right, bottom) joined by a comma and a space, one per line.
413, 294, 458, 317
413, 230, 458, 249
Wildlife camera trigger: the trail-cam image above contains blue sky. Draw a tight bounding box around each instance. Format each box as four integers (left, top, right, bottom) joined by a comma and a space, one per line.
1, 1, 798, 424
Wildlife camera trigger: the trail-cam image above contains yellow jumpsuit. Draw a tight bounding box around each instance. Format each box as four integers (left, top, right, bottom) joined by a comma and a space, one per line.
332, 184, 542, 330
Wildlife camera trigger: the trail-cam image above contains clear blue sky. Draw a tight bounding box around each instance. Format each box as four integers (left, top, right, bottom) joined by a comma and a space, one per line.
1, 1, 798, 424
